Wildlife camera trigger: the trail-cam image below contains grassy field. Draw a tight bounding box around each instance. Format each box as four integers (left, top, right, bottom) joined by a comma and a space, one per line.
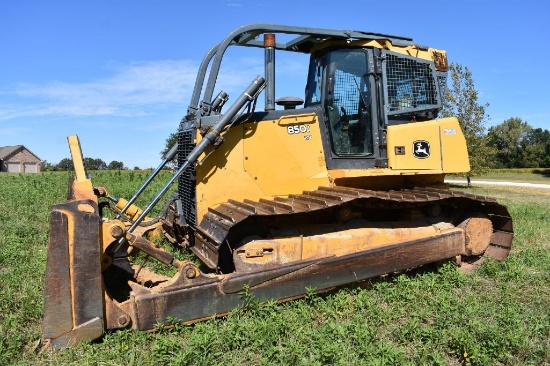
451, 168, 550, 184
1, 171, 549, 365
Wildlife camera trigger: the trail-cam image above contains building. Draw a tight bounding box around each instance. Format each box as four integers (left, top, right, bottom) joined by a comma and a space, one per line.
0, 145, 42, 173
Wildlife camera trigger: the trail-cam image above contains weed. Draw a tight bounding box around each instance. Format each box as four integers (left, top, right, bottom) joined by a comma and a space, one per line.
1, 172, 550, 364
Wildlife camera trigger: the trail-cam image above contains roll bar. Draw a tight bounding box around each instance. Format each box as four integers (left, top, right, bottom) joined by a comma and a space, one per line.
185, 23, 415, 118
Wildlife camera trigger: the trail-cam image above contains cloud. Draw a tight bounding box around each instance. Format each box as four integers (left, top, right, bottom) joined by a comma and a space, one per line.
0, 55, 308, 124
225, 0, 243, 6
0, 126, 29, 136
224, 0, 271, 7
0, 60, 199, 122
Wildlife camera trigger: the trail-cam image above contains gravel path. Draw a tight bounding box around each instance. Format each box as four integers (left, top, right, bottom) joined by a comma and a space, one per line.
444, 179, 550, 189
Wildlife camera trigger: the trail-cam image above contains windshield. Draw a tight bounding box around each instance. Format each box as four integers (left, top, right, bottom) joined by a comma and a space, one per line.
322, 49, 373, 157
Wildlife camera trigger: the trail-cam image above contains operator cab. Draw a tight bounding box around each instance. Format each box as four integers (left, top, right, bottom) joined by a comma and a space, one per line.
304, 45, 445, 168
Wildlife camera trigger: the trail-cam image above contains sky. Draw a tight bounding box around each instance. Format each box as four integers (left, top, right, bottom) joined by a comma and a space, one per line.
1, 0, 549, 168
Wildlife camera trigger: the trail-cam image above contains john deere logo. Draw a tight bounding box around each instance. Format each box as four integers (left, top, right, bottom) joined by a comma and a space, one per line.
413, 140, 430, 159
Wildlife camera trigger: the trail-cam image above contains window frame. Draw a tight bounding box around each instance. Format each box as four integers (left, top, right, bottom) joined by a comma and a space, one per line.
313, 48, 385, 169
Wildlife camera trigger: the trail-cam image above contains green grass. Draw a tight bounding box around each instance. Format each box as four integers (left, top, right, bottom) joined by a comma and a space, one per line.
1, 171, 549, 365
476, 173, 550, 183
451, 168, 550, 183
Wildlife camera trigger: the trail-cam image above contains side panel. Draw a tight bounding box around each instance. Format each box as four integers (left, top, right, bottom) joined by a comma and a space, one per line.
387, 120, 442, 170
243, 113, 328, 195
195, 115, 469, 222
386, 117, 469, 173
195, 112, 330, 222
439, 118, 471, 173
195, 123, 265, 224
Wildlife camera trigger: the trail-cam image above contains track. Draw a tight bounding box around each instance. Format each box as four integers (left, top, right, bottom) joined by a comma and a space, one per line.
102, 186, 514, 332
193, 186, 513, 271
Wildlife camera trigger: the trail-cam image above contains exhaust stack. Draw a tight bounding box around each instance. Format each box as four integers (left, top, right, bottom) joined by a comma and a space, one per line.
264, 33, 275, 111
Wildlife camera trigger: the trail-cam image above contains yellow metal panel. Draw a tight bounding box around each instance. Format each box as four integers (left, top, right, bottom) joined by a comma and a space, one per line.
196, 115, 469, 222
195, 113, 331, 222
311, 39, 446, 64
439, 118, 470, 173
67, 135, 95, 201
195, 124, 266, 222
243, 113, 329, 196
387, 120, 443, 171
386, 118, 469, 173
68, 135, 88, 182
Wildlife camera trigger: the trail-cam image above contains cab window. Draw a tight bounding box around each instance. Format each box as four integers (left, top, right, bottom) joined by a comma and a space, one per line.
323, 49, 373, 156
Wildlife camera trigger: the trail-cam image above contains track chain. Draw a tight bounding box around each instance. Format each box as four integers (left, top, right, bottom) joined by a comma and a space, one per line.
197, 186, 513, 262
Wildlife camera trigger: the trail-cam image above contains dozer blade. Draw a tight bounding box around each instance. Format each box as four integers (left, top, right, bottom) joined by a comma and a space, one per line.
43, 200, 104, 348
42, 136, 105, 349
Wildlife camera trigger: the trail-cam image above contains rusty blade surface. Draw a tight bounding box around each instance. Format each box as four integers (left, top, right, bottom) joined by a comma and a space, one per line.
43, 199, 104, 349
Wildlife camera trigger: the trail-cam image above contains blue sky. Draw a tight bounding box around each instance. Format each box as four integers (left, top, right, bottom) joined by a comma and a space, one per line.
1, 0, 549, 168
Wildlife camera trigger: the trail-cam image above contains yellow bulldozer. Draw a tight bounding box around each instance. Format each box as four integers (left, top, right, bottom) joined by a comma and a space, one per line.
42, 24, 513, 348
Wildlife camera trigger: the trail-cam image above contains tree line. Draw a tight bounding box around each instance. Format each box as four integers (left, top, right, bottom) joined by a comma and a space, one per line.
41, 158, 129, 171
487, 118, 550, 168
442, 64, 549, 174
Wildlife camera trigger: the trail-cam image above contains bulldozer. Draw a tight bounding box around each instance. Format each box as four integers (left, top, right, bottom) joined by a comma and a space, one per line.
42, 24, 513, 349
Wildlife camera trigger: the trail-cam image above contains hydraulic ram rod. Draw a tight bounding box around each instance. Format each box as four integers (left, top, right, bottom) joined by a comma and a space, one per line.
115, 143, 178, 219
125, 75, 266, 235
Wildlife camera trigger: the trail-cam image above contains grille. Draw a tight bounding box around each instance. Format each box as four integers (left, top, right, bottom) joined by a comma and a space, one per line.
385, 53, 439, 113
178, 126, 197, 227
333, 70, 360, 114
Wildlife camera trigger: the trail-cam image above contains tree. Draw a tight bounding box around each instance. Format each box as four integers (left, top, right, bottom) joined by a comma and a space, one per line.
161, 131, 178, 168
487, 117, 532, 168
41, 160, 53, 171
107, 160, 126, 170
441, 63, 495, 176
487, 119, 550, 168
523, 128, 550, 168
56, 158, 74, 171
83, 157, 107, 170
